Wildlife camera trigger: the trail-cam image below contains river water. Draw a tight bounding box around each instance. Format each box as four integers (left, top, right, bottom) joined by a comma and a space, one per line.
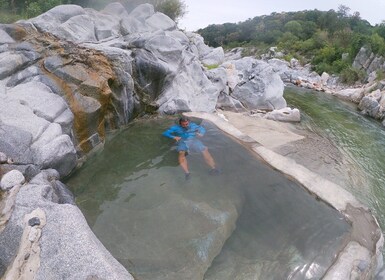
65, 116, 350, 280
285, 86, 385, 237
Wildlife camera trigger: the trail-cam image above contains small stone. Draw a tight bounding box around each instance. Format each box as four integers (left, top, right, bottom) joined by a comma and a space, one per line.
28, 217, 41, 227
0, 152, 6, 163
0, 170, 25, 191
28, 227, 39, 242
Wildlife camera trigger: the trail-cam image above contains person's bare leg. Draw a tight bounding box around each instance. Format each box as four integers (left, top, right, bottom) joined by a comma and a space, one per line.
178, 151, 189, 174
202, 148, 216, 169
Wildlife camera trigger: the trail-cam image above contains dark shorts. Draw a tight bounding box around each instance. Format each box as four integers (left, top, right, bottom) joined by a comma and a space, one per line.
177, 139, 206, 153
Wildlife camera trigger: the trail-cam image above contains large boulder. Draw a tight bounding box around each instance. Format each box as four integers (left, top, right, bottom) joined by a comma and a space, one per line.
0, 170, 134, 280
223, 57, 286, 111
0, 81, 76, 177
358, 89, 385, 119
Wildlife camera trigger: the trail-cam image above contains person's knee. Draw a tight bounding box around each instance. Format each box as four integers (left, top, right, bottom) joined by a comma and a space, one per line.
179, 151, 186, 159
202, 148, 210, 156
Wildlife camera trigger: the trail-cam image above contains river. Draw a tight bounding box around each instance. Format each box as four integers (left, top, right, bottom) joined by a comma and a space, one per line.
285, 86, 385, 238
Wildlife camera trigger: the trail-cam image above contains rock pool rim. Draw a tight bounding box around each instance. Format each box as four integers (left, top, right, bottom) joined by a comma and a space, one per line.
184, 111, 384, 279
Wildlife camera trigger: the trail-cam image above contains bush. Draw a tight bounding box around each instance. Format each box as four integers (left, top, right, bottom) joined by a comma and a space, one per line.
0, 11, 23, 23
339, 66, 366, 84
314, 62, 333, 75
204, 64, 219, 70
376, 70, 385, 81
155, 0, 186, 23
331, 59, 349, 73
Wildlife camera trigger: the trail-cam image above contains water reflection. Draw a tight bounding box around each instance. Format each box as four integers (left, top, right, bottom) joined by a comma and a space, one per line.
65, 117, 349, 280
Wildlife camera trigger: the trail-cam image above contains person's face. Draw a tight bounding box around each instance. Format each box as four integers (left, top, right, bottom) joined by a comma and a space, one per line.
180, 120, 189, 128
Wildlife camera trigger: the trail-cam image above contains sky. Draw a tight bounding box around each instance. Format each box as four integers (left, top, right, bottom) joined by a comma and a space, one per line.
178, 0, 385, 31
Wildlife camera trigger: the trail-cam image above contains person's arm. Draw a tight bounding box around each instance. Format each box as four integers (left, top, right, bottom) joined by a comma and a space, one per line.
162, 126, 180, 141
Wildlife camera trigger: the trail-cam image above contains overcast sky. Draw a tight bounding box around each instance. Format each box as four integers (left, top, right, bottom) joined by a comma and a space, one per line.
178, 0, 385, 31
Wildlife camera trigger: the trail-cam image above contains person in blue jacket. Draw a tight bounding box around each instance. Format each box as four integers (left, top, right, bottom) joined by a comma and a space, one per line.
163, 117, 220, 180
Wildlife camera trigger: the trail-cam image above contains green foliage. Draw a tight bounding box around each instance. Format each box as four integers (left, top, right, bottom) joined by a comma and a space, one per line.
0, 11, 22, 23
154, 0, 186, 22
0, 0, 8, 10
25, 1, 42, 18
197, 7, 384, 82
284, 20, 303, 37
313, 46, 338, 65
204, 64, 219, 70
376, 70, 385, 81
24, 0, 63, 18
339, 66, 366, 84
369, 33, 385, 55
375, 23, 385, 40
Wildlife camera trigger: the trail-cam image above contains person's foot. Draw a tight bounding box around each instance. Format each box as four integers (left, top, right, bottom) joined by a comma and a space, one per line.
209, 168, 221, 175
185, 173, 191, 180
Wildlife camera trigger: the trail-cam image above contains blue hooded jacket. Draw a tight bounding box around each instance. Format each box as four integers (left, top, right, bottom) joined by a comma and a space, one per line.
162, 122, 205, 140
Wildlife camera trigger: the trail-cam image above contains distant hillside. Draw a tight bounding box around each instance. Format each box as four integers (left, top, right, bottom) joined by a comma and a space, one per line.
197, 6, 385, 83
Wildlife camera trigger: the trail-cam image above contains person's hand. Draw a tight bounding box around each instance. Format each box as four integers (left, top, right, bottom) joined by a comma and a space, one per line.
196, 133, 203, 137
174, 136, 181, 142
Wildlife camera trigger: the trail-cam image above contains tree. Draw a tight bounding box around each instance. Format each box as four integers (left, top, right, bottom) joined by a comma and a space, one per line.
25, 0, 64, 17
337, 4, 350, 18
154, 0, 186, 22
375, 22, 385, 40
284, 20, 303, 38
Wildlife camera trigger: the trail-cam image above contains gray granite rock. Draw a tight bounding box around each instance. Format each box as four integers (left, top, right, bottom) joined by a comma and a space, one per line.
0, 170, 134, 279
228, 58, 286, 110
0, 170, 25, 190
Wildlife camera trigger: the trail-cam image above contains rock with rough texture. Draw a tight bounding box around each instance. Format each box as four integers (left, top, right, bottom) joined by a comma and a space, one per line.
7, 81, 69, 122
25, 5, 86, 34
264, 107, 301, 122
225, 47, 243, 61
201, 47, 225, 66
0, 152, 6, 163
226, 58, 286, 110
358, 89, 385, 119
0, 28, 15, 44
353, 46, 375, 73
0, 170, 25, 190
0, 81, 77, 176
333, 88, 366, 103
0, 170, 134, 280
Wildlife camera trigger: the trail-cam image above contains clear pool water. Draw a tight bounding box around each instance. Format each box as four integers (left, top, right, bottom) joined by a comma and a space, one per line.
65, 116, 350, 280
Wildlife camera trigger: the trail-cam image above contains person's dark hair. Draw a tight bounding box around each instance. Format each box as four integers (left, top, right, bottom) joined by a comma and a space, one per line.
179, 117, 189, 124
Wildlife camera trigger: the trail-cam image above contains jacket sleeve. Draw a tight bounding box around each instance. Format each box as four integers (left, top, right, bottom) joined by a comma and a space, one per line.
162, 126, 176, 139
